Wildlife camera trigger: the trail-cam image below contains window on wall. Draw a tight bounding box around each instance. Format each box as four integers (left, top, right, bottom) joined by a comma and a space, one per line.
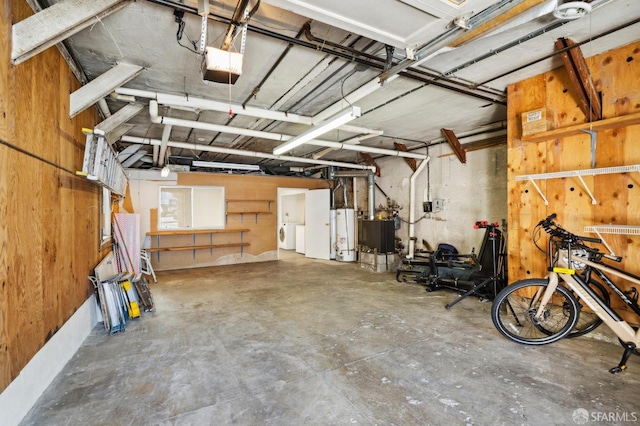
159, 186, 225, 229
100, 187, 112, 247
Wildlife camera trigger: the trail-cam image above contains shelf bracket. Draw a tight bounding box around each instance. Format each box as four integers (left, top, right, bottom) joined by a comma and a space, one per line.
581, 129, 597, 168
528, 177, 549, 205
576, 174, 597, 205
584, 225, 640, 258
590, 228, 615, 257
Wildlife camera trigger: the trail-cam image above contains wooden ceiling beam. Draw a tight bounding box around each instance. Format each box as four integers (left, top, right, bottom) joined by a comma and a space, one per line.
555, 37, 602, 122
359, 153, 380, 177
564, 37, 602, 121
440, 128, 466, 164
12, 0, 132, 65
393, 142, 417, 171
70, 63, 144, 118
450, 0, 549, 47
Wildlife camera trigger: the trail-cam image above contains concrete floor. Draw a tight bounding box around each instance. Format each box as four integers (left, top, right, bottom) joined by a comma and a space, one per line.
21, 252, 640, 425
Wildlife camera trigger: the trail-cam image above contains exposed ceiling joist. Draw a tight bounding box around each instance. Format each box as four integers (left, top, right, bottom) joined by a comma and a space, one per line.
70, 63, 144, 118
12, 0, 132, 65
117, 143, 143, 161
121, 151, 147, 168
394, 142, 417, 171
95, 103, 144, 138
555, 37, 602, 122
106, 124, 136, 145
159, 125, 173, 167
441, 128, 466, 164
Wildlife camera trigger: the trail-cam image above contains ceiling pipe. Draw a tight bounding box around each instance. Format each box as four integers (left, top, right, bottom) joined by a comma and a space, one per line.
379, 0, 526, 83
115, 87, 380, 135
147, 101, 427, 160
146, 0, 505, 104
120, 135, 376, 171
302, 22, 504, 100
475, 14, 640, 86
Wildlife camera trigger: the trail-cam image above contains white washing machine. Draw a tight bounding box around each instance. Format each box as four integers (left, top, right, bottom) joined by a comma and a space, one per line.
278, 223, 299, 250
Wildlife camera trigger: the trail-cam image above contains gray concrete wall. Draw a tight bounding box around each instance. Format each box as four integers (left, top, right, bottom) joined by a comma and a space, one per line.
357, 144, 507, 254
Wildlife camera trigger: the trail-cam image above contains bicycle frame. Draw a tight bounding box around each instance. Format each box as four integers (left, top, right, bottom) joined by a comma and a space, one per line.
536, 249, 639, 345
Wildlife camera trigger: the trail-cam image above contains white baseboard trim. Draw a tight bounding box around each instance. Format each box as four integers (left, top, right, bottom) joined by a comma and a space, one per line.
0, 294, 99, 426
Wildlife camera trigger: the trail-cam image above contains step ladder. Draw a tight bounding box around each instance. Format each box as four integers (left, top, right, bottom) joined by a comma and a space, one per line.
77, 128, 128, 196
140, 249, 157, 283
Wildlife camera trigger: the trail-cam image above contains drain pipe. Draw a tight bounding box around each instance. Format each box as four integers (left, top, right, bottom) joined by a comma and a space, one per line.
408, 158, 430, 259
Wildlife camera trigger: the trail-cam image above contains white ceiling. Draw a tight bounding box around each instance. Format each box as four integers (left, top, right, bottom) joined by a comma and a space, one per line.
40, 0, 640, 175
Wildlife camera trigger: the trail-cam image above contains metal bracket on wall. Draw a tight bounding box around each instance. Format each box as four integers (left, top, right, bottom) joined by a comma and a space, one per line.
581, 129, 597, 168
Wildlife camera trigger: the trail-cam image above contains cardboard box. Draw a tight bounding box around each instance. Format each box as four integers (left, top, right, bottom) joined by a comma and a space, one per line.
521, 108, 547, 136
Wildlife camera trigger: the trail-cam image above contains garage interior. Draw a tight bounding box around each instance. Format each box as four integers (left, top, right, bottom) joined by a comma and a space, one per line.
2, 0, 640, 424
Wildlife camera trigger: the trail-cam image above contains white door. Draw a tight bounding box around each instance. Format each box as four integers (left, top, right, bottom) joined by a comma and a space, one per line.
305, 189, 330, 260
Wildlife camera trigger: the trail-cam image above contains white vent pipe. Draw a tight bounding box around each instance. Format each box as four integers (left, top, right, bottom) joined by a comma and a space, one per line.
408, 158, 430, 259
148, 101, 427, 160
120, 135, 377, 172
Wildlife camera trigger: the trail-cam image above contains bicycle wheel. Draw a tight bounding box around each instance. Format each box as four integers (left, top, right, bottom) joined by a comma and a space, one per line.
491, 278, 580, 345
567, 277, 610, 338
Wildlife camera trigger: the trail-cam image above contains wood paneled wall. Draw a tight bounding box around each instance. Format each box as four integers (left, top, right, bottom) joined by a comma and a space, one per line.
0, 2, 102, 393
140, 173, 331, 271
507, 41, 640, 322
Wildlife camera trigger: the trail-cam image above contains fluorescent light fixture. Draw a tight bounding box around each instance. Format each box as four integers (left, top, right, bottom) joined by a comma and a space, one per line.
192, 160, 260, 171
202, 47, 243, 84
160, 166, 170, 177
273, 106, 361, 156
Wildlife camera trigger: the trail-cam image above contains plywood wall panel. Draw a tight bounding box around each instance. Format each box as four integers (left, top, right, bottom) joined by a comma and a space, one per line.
0, 1, 102, 393
140, 173, 330, 270
507, 40, 640, 323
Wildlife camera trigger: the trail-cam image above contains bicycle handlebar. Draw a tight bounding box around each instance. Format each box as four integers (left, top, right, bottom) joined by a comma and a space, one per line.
535, 214, 623, 263
537, 213, 602, 244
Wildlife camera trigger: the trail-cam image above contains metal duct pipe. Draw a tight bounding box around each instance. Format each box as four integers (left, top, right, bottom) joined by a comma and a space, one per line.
367, 172, 375, 220
408, 158, 430, 259
331, 180, 341, 209
120, 135, 377, 171
147, 101, 428, 160
329, 169, 375, 219
331, 170, 372, 178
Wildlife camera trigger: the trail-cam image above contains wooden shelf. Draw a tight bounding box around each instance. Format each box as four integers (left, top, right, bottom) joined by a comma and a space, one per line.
147, 228, 249, 236
225, 199, 274, 223
146, 242, 250, 253
146, 228, 249, 259
226, 211, 272, 215
226, 199, 274, 202
521, 111, 640, 143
